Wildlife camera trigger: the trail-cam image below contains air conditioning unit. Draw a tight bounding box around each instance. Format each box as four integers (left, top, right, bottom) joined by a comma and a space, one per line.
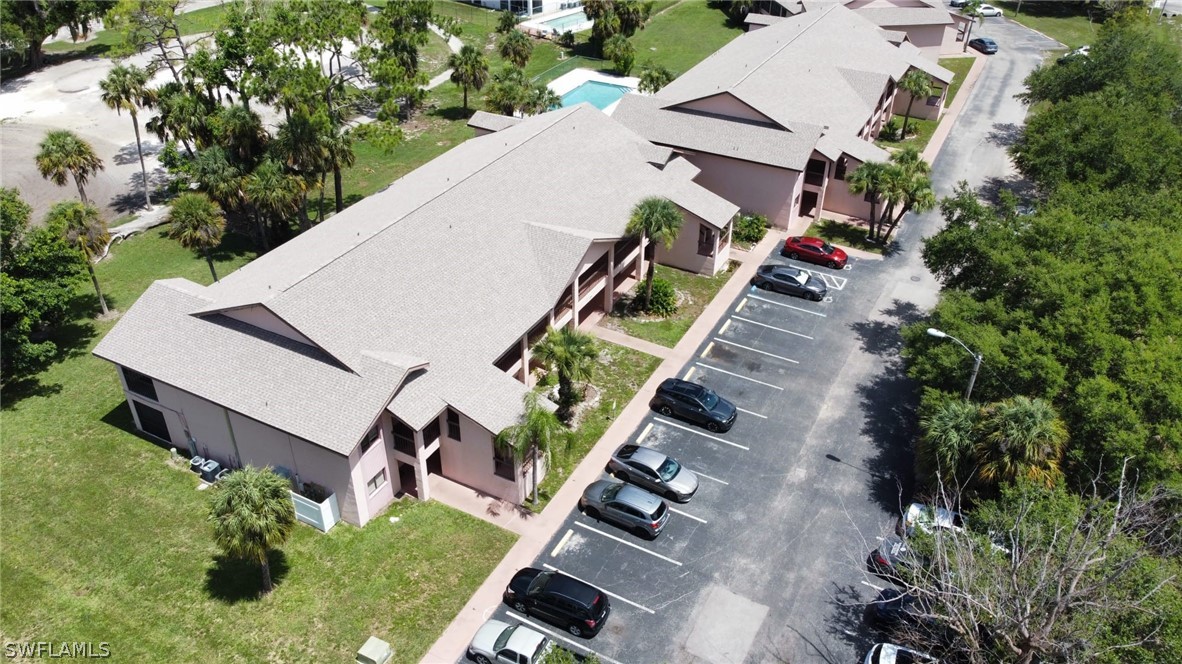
355, 637, 392, 664
200, 459, 221, 483
189, 456, 206, 474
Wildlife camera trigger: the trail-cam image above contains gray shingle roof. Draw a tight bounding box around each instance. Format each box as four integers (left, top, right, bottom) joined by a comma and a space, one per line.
95, 105, 737, 449
468, 111, 523, 133
855, 2, 954, 28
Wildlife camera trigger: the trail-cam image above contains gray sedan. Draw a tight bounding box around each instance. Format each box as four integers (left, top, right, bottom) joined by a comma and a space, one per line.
579, 480, 670, 539
751, 264, 827, 301
606, 443, 699, 502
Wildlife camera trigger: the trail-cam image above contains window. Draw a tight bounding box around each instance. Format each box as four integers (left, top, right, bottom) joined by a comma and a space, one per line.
122, 367, 158, 401
927, 88, 943, 107
834, 157, 848, 181
392, 420, 414, 454
367, 468, 387, 495
697, 224, 715, 257
133, 401, 170, 441
493, 443, 515, 480
446, 408, 461, 441
423, 418, 441, 445
361, 425, 380, 453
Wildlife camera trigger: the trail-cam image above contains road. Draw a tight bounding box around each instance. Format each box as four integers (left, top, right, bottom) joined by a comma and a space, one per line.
468, 18, 1060, 664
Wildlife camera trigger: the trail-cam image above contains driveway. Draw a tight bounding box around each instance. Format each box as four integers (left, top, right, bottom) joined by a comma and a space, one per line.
461, 19, 1060, 664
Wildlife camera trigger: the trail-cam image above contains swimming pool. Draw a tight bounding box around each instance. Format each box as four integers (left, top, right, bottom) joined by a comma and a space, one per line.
541, 10, 589, 32
561, 80, 631, 111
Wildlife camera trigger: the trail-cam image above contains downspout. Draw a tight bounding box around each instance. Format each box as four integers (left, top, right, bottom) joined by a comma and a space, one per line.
221, 408, 244, 469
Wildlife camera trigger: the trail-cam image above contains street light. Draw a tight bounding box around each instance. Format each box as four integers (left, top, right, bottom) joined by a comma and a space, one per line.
927, 327, 983, 401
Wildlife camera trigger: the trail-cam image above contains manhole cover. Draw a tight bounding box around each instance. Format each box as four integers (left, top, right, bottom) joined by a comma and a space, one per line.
911, 276, 921, 282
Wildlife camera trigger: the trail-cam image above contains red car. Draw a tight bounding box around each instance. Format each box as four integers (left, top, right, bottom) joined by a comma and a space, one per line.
781, 236, 848, 269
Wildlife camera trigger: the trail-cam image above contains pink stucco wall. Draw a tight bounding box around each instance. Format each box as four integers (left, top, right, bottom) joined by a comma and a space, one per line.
220, 305, 317, 346
823, 169, 879, 220
676, 93, 776, 124
657, 212, 732, 276
680, 151, 801, 229
438, 408, 521, 502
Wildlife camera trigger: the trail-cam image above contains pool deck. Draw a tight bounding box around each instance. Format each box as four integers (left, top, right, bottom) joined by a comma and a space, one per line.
520, 7, 592, 36
548, 68, 641, 116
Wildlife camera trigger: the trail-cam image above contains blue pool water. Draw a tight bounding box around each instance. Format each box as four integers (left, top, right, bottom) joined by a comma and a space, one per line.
561, 81, 631, 110
542, 10, 589, 32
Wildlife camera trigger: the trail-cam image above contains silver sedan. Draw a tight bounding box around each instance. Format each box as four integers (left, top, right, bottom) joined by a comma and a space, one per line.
606, 443, 699, 502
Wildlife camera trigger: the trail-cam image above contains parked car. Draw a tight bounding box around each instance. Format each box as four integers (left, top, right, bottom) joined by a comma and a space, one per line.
864, 588, 927, 632
898, 502, 966, 537
968, 37, 998, 54
781, 235, 848, 268
467, 619, 554, 664
580, 479, 671, 539
752, 264, 827, 301
607, 443, 699, 502
649, 377, 738, 432
868, 535, 926, 584
863, 642, 938, 664
978, 3, 1003, 16
1058, 45, 1090, 63
949, 0, 968, 6
503, 568, 611, 637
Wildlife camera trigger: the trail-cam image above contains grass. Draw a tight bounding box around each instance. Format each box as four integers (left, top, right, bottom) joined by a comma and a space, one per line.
0, 230, 517, 662
939, 57, 975, 107
607, 263, 736, 348
420, 30, 455, 79
991, 1, 1102, 49
805, 218, 885, 255
876, 117, 938, 152
530, 343, 662, 512
577, 1, 743, 76
43, 3, 233, 56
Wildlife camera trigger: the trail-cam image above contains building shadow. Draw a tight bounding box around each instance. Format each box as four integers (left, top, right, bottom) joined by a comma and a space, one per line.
204, 550, 290, 604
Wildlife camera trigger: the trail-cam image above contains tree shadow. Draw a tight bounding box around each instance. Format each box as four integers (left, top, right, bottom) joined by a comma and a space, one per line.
0, 377, 65, 409
110, 168, 171, 215
977, 174, 1039, 207
204, 550, 290, 604
208, 231, 258, 263
430, 103, 472, 122
986, 122, 1023, 148
848, 299, 924, 357
1, 298, 99, 409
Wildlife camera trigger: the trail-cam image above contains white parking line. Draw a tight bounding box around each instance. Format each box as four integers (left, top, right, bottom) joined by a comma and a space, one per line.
736, 407, 767, 419
860, 580, 885, 592
669, 507, 707, 524
700, 341, 715, 358
735, 297, 748, 312
719, 319, 732, 334
683, 366, 695, 380
693, 362, 785, 390
779, 262, 850, 290
541, 564, 656, 614
506, 612, 626, 664
550, 529, 574, 557
653, 417, 749, 450
731, 315, 814, 340
636, 422, 653, 443
747, 293, 828, 317
573, 521, 683, 566
713, 337, 799, 364
693, 470, 729, 485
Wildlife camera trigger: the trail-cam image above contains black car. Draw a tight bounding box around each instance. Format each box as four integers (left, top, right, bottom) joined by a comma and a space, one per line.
968, 37, 998, 54
865, 588, 925, 632
751, 264, 827, 301
504, 568, 611, 637
649, 377, 737, 432
867, 535, 927, 585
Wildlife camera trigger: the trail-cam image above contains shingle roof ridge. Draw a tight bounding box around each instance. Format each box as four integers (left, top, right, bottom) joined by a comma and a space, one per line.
732, 4, 836, 89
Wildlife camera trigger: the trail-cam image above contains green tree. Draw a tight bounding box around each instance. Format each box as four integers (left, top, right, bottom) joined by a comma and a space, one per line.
167, 192, 225, 283
35, 130, 105, 205
496, 391, 565, 505
498, 29, 533, 69
273, 109, 332, 230
484, 64, 531, 116
208, 466, 296, 594
99, 64, 156, 209
47, 201, 109, 316
896, 69, 933, 140
0, 189, 86, 381
244, 158, 303, 251
107, 0, 191, 85
448, 44, 490, 113
974, 396, 1067, 490
876, 148, 935, 243
534, 326, 598, 423
496, 9, 518, 33
916, 389, 979, 490
959, 0, 984, 53
638, 62, 674, 93
211, 104, 267, 169
845, 160, 888, 240
524, 84, 560, 115
0, 0, 112, 69
626, 196, 683, 312
323, 127, 355, 215
191, 146, 243, 212
603, 34, 635, 76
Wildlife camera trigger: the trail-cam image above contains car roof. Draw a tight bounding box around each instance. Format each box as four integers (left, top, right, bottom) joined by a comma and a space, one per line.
470, 619, 513, 653
663, 377, 705, 396
546, 572, 601, 606
504, 622, 547, 655
624, 445, 667, 469
615, 483, 663, 513
791, 236, 825, 246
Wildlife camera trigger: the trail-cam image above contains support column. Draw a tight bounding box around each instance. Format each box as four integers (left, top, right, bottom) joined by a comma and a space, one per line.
520, 334, 532, 387
571, 274, 580, 327
604, 244, 615, 311
413, 428, 430, 501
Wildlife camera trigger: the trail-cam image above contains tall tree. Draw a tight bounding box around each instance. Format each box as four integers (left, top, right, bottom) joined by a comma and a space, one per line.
626, 197, 684, 311
496, 392, 565, 505
638, 62, 674, 94
323, 127, 355, 215
916, 390, 979, 490
448, 44, 490, 113
35, 130, 105, 205
603, 34, 635, 76
498, 29, 533, 69
896, 69, 933, 140
959, 0, 984, 53
244, 158, 303, 251
47, 201, 110, 316
190, 146, 243, 212
273, 109, 332, 230
166, 192, 225, 282
211, 104, 267, 170
877, 147, 935, 244
0, 0, 112, 69
534, 326, 598, 423
208, 466, 296, 594
99, 64, 157, 209
496, 9, 518, 33
846, 160, 888, 240
107, 0, 191, 85
974, 396, 1067, 490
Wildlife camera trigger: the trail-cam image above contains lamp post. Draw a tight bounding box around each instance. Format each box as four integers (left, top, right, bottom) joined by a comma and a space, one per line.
927, 327, 982, 401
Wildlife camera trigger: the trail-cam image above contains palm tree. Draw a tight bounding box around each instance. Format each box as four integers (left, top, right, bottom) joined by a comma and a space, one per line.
212, 104, 267, 169
603, 34, 635, 75
917, 395, 980, 489
208, 466, 296, 594
192, 146, 244, 212
323, 126, 355, 214
974, 396, 1067, 489
534, 326, 598, 423
167, 192, 226, 282
35, 130, 105, 205
877, 148, 935, 244
496, 9, 519, 33
496, 392, 565, 505
846, 160, 888, 240
638, 63, 674, 94
99, 64, 157, 210
244, 159, 304, 251
626, 197, 684, 311
448, 45, 490, 113
485, 64, 531, 116
525, 85, 561, 116
961, 1, 985, 53
47, 201, 110, 316
274, 110, 332, 230
896, 69, 933, 140
498, 30, 533, 69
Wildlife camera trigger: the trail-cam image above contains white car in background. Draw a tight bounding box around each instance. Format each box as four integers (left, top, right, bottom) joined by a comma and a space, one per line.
978, 3, 1005, 17
467, 619, 554, 664
897, 502, 966, 537
864, 642, 939, 664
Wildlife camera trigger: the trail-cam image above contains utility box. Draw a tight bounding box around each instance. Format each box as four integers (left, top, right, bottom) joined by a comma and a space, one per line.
189, 456, 205, 473
355, 636, 392, 664
200, 459, 221, 483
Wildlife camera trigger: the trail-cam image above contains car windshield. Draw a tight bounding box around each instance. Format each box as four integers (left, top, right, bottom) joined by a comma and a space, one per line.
788, 271, 808, 286
699, 389, 719, 409
531, 638, 549, 662
602, 483, 622, 502
656, 457, 681, 482
494, 624, 516, 651
527, 571, 552, 595
820, 242, 835, 254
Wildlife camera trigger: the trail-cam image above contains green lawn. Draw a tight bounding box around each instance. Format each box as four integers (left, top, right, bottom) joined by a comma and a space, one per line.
992, 1, 1101, 49
805, 218, 885, 255
607, 263, 736, 348
0, 230, 516, 663
605, 1, 743, 76
939, 57, 975, 107
530, 343, 662, 512
876, 116, 938, 152
44, 2, 234, 56
420, 30, 455, 79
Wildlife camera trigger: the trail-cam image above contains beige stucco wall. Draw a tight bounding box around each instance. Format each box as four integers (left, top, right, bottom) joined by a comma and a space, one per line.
679, 151, 801, 229
676, 93, 776, 124
352, 426, 396, 524
888, 23, 949, 60
219, 305, 317, 346
823, 169, 879, 220
656, 211, 732, 276
891, 75, 947, 122
437, 409, 521, 502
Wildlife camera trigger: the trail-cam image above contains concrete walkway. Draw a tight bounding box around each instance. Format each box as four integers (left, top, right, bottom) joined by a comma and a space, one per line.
425, 24, 466, 91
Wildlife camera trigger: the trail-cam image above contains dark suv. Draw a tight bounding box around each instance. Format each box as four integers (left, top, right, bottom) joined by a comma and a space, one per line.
649, 378, 737, 432
503, 568, 611, 637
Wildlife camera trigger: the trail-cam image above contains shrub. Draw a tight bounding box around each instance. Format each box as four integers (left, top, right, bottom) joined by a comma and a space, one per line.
558, 30, 575, 48
496, 10, 518, 33
881, 117, 900, 141
641, 277, 677, 316
733, 212, 769, 244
